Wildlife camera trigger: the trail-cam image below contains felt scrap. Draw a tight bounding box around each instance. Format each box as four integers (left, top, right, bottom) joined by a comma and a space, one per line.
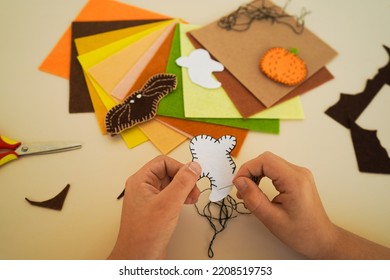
105, 73, 177, 135
176, 48, 224, 89
87, 20, 175, 97
39, 0, 170, 79
190, 135, 237, 202
188, 32, 334, 118
190, 0, 337, 108
70, 20, 167, 113
325, 45, 390, 174
25, 184, 70, 211
157, 25, 280, 133
326, 45, 390, 128
350, 121, 390, 174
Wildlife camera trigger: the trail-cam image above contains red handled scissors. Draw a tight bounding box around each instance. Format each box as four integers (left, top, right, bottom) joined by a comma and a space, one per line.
0, 135, 82, 167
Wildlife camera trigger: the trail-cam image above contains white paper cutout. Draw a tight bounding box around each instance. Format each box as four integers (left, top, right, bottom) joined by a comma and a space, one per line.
189, 135, 236, 202
176, 48, 224, 89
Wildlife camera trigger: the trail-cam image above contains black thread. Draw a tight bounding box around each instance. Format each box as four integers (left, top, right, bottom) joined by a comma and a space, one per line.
194, 188, 250, 258
218, 0, 310, 34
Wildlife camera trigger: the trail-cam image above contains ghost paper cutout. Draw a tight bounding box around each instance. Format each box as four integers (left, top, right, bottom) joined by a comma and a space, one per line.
190, 135, 236, 202
105, 73, 177, 135
176, 48, 224, 89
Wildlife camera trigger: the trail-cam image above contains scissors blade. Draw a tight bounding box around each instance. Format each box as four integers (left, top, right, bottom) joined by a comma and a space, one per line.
14, 142, 82, 156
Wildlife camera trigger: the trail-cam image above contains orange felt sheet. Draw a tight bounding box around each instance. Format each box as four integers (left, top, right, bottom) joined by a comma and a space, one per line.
39, 0, 170, 79
156, 116, 248, 157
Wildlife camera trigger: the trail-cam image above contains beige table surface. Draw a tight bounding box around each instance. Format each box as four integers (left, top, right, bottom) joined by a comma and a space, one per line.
0, 0, 389, 260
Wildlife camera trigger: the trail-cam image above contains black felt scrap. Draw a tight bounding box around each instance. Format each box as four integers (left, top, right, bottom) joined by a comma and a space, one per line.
25, 184, 70, 211
350, 121, 390, 174
325, 45, 390, 174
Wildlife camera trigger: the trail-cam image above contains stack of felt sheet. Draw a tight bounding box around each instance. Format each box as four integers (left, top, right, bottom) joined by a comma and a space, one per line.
39, 0, 336, 156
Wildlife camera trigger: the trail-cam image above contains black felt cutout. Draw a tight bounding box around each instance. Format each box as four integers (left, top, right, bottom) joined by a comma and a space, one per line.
117, 189, 125, 200
25, 184, 70, 211
325, 45, 390, 174
105, 73, 177, 135
326, 45, 390, 128
350, 121, 390, 174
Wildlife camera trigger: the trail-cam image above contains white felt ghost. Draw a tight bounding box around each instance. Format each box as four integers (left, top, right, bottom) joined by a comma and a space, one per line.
189, 135, 237, 202
176, 48, 224, 89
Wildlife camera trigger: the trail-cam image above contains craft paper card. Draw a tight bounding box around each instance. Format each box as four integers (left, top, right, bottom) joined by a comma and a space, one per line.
188, 33, 334, 118
190, 0, 337, 107
157, 25, 280, 133
156, 116, 248, 157
87, 20, 175, 95
180, 24, 305, 119
111, 21, 177, 100
190, 135, 237, 202
70, 20, 167, 113
39, 0, 170, 78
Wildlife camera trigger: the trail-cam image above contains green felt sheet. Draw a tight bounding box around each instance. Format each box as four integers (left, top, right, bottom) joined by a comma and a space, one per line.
157, 25, 279, 134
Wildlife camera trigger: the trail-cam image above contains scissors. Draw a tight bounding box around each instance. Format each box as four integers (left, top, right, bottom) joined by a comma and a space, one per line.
0, 135, 82, 167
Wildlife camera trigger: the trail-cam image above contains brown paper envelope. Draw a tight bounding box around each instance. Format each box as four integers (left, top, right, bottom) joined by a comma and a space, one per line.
190, 0, 337, 107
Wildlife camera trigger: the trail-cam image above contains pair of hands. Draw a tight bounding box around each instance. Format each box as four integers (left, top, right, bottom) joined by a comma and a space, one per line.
108, 152, 335, 259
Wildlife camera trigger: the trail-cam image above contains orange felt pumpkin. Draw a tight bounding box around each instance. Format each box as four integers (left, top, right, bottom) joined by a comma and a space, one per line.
259, 47, 307, 86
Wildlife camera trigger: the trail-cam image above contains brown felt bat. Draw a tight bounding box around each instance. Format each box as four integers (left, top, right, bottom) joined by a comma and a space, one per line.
105, 73, 177, 135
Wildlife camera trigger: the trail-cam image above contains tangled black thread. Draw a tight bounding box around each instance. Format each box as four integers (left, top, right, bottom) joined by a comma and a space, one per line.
218, 0, 310, 34
194, 189, 251, 258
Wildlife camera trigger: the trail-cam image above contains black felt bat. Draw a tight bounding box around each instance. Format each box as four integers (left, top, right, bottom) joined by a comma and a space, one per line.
325, 45, 390, 174
105, 73, 177, 135
325, 45, 390, 128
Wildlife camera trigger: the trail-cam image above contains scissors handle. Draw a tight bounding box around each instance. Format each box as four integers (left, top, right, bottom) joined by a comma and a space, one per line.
0, 136, 21, 166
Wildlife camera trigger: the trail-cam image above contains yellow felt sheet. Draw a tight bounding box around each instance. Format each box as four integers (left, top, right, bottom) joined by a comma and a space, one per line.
138, 121, 187, 154
180, 24, 304, 119
88, 20, 174, 95
75, 21, 171, 134
76, 20, 188, 152
75, 21, 169, 55
111, 21, 178, 100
